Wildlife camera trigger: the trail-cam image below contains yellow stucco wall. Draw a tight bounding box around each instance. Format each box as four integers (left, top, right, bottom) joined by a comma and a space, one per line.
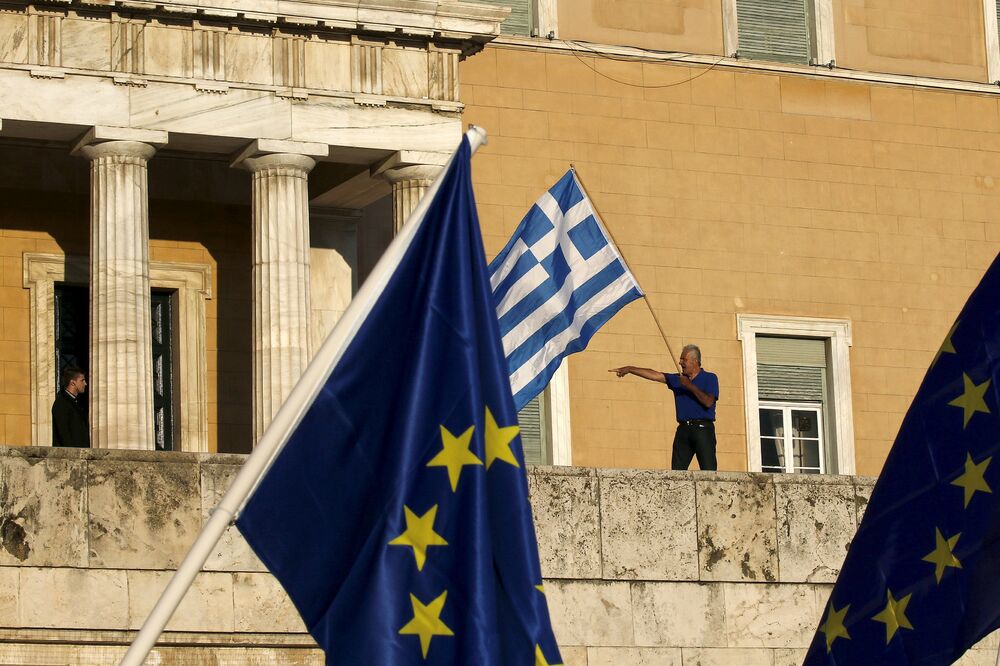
834, 0, 989, 83
463, 45, 1000, 476
556, 0, 725, 55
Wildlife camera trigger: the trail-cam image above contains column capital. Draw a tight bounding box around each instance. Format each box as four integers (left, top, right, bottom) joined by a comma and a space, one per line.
372, 150, 447, 184
71, 126, 167, 160
231, 138, 328, 173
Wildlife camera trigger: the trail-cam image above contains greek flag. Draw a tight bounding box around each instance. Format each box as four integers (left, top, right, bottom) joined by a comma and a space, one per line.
489, 169, 643, 410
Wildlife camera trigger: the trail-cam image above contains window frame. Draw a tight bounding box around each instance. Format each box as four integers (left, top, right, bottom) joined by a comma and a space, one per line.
722, 0, 835, 66
737, 314, 854, 475
758, 400, 825, 474
984, 0, 1000, 83
24, 253, 212, 452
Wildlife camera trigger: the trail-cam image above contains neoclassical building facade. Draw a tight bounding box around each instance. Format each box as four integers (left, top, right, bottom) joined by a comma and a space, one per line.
0, 0, 507, 454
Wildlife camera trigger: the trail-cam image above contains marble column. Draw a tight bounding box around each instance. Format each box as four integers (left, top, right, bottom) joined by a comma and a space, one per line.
373, 152, 447, 234
233, 140, 328, 444
75, 128, 166, 449
379, 164, 444, 234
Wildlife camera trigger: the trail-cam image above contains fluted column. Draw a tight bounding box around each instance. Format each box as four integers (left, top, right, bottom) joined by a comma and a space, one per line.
233, 140, 327, 444
373, 152, 446, 234
77, 135, 161, 449
378, 164, 444, 234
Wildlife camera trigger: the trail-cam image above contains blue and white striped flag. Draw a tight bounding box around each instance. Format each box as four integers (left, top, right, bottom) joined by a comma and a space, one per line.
489, 169, 644, 410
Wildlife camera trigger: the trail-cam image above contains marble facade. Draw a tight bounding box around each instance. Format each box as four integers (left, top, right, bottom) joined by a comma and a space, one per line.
0, 0, 507, 449
0, 446, 995, 664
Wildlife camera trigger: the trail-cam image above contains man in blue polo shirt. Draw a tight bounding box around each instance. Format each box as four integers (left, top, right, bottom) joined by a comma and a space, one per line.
610, 344, 719, 470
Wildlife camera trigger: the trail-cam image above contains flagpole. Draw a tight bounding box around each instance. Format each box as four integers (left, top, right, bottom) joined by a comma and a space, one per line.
569, 166, 681, 374
118, 126, 489, 666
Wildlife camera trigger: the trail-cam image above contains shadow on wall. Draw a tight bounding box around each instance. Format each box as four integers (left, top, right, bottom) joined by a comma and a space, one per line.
148, 156, 253, 454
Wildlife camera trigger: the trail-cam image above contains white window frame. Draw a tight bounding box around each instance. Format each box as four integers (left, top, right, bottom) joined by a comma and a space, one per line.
758, 400, 825, 474
737, 314, 854, 475
536, 0, 558, 39
547, 361, 571, 465
984, 0, 1000, 83
722, 0, 835, 66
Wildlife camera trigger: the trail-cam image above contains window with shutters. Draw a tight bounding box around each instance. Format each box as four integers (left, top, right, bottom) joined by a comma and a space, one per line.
518, 392, 550, 465
723, 0, 835, 66
756, 336, 828, 474
478, 0, 534, 36
737, 315, 855, 475
514, 363, 572, 466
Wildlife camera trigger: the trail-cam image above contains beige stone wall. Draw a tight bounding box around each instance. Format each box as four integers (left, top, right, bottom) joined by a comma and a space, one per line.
463, 45, 1000, 476
556, 0, 725, 55
834, 0, 989, 82
0, 446, 994, 664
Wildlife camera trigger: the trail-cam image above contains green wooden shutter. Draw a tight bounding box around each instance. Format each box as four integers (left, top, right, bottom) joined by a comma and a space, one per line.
736, 0, 811, 64
756, 336, 826, 402
518, 393, 548, 465
477, 0, 533, 36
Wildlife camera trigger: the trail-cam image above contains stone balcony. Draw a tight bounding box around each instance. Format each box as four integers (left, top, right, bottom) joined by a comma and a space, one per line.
0, 446, 995, 664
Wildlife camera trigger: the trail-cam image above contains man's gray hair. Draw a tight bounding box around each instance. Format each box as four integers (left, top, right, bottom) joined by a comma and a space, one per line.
681, 344, 702, 364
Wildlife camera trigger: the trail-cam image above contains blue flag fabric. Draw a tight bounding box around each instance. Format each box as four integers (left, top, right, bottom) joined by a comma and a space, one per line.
235, 138, 562, 665
489, 170, 643, 410
804, 252, 1000, 665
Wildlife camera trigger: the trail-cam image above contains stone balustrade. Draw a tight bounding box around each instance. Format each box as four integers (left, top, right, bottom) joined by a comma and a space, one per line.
0, 446, 995, 665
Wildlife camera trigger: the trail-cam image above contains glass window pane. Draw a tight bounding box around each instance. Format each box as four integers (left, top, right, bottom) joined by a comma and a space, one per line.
793, 438, 821, 470
791, 410, 819, 438
759, 409, 784, 438
761, 436, 785, 469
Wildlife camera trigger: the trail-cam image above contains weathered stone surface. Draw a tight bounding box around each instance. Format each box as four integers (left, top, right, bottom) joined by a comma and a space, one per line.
559, 646, 588, 666
680, 647, 776, 665
774, 647, 808, 665
528, 467, 602, 579
854, 477, 875, 524
774, 475, 855, 582
87, 459, 201, 568
233, 572, 308, 633
588, 646, 683, 665
0, 454, 87, 567
127, 570, 234, 632
696, 475, 778, 582
20, 567, 127, 629
599, 469, 698, 581
0, 643, 325, 664
722, 582, 823, 648
545, 580, 633, 647
0, 567, 18, 625
631, 582, 725, 648
200, 461, 265, 572
954, 648, 1000, 666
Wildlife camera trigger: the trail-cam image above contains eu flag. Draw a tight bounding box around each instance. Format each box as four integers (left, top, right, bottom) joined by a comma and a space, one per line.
235, 137, 563, 665
804, 252, 1000, 665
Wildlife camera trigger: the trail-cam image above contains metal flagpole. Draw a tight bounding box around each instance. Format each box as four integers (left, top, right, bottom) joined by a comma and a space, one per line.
118, 126, 490, 666
570, 165, 682, 374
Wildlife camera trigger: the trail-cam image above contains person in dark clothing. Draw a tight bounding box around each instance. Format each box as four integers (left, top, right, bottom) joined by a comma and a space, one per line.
610, 344, 720, 471
52, 366, 89, 447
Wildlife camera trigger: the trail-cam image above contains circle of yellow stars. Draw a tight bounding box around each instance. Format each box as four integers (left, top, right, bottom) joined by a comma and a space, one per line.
818, 320, 995, 655
388, 405, 560, 663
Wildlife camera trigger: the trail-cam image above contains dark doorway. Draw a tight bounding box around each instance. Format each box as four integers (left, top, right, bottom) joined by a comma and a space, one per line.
151, 290, 175, 451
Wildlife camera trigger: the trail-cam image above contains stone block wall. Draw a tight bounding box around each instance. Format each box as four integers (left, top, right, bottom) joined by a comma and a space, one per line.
0, 446, 995, 664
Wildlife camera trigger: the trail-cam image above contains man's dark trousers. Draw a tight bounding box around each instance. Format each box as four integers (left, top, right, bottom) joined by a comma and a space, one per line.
671, 421, 717, 471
